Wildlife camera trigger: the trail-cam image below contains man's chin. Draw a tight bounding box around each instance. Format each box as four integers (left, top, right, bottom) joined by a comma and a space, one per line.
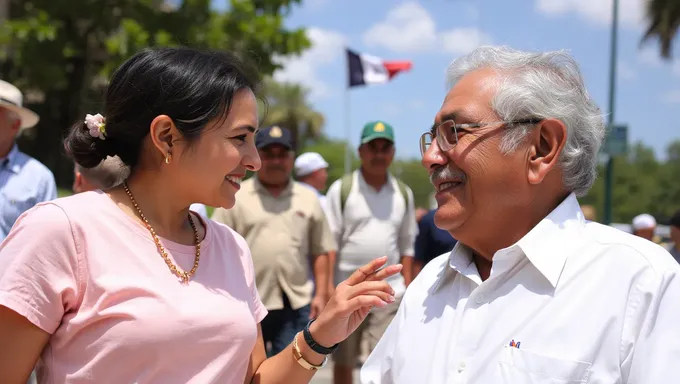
433, 205, 466, 233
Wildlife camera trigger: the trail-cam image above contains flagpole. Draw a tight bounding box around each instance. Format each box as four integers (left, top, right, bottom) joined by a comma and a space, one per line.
344, 47, 352, 175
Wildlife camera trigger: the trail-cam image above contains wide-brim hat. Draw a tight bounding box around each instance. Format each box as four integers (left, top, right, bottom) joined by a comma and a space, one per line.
0, 80, 40, 129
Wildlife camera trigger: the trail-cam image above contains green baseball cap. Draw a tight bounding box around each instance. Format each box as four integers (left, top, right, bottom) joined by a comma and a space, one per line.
360, 121, 395, 144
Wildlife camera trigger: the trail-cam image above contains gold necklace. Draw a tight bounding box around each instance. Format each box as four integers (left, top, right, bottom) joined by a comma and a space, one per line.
123, 181, 201, 284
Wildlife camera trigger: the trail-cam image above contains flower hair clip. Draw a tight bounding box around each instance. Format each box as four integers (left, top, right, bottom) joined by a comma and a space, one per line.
84, 113, 106, 140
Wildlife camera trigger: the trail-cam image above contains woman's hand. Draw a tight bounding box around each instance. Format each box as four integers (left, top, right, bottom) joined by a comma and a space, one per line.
306, 256, 402, 348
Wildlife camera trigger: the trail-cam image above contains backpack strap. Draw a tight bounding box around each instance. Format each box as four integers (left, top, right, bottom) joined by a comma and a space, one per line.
339, 173, 353, 215
396, 179, 411, 214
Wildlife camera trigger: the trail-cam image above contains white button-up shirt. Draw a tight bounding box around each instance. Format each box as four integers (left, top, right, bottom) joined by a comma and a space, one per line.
361, 194, 680, 383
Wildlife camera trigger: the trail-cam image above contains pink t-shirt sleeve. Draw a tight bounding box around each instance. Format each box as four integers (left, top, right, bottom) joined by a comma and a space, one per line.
230, 228, 267, 323
0, 203, 82, 334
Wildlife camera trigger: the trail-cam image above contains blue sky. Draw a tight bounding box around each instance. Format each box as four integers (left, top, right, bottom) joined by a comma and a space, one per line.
216, 0, 680, 160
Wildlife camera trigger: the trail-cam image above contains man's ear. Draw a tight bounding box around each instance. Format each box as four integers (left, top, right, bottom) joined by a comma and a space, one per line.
527, 119, 567, 185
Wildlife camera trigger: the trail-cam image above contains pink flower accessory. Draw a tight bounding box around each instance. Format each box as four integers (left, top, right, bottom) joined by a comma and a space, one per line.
84, 113, 107, 140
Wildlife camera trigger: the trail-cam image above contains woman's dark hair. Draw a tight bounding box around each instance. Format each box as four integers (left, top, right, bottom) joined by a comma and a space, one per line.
65, 47, 260, 169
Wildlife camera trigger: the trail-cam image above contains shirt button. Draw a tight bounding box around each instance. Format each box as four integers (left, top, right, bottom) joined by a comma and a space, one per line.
476, 294, 485, 304
458, 361, 466, 372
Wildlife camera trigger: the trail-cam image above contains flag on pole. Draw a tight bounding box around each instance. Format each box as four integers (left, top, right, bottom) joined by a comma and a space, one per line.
346, 48, 413, 88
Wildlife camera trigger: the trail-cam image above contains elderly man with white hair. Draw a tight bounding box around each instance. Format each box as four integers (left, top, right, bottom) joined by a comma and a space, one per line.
360, 46, 680, 383
0, 80, 56, 241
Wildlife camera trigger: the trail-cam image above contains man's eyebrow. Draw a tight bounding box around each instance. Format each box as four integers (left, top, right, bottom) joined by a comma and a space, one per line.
439, 112, 459, 122
430, 111, 460, 134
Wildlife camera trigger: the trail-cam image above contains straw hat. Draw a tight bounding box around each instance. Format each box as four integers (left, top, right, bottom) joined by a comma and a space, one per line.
0, 80, 40, 129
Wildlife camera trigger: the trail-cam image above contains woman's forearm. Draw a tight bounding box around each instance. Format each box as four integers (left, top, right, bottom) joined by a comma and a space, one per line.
250, 331, 327, 384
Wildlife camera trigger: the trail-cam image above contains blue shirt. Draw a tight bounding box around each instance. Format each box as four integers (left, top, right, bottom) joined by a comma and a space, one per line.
414, 209, 457, 265
1, 145, 57, 240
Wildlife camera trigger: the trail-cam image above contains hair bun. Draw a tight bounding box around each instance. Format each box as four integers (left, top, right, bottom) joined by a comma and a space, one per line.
64, 120, 110, 168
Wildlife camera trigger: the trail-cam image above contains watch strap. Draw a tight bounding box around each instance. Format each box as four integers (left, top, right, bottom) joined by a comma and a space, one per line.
303, 319, 339, 355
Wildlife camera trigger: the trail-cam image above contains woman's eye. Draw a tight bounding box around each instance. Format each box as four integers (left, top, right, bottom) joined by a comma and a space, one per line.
231, 134, 247, 143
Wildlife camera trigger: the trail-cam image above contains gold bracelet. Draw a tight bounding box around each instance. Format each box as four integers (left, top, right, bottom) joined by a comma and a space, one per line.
292, 332, 328, 371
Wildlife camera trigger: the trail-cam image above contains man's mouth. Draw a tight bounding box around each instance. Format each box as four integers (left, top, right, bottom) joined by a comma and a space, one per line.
436, 181, 463, 192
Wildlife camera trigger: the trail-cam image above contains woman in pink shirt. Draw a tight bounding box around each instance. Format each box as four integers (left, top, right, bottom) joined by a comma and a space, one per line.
0, 47, 400, 383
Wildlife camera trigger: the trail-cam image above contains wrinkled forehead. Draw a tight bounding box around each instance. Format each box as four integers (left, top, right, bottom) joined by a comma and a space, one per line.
434, 68, 500, 124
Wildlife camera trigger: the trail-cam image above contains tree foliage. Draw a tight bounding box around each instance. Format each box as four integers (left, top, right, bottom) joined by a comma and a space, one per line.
260, 77, 325, 150
642, 0, 680, 59
0, 0, 310, 186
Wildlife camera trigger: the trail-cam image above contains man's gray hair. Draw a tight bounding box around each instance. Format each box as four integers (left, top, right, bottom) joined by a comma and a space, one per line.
445, 46, 606, 197
75, 156, 129, 189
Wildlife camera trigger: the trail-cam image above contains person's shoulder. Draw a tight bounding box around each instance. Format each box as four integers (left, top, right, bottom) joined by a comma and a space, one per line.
327, 178, 342, 196
8, 195, 92, 240
206, 219, 252, 258
405, 252, 451, 296
15, 151, 54, 178
583, 222, 680, 277
293, 181, 320, 199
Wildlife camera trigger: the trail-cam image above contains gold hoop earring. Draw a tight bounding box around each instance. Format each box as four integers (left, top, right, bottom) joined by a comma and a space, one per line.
165, 153, 171, 164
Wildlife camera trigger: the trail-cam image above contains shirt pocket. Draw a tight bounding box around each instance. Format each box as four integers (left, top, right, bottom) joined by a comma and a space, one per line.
289, 210, 309, 245
1, 188, 37, 227
498, 346, 591, 384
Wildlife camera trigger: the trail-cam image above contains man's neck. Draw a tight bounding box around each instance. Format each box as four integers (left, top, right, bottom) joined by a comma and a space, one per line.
360, 167, 388, 191
464, 190, 570, 265
0, 140, 15, 159
259, 177, 290, 197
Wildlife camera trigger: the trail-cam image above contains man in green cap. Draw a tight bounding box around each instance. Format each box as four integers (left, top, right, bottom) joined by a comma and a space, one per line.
325, 121, 418, 384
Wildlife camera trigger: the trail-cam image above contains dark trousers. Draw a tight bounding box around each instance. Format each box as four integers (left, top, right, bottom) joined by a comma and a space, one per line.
261, 294, 311, 357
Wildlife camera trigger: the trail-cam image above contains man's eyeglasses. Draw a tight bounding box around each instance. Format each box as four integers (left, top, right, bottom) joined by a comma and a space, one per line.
419, 118, 543, 156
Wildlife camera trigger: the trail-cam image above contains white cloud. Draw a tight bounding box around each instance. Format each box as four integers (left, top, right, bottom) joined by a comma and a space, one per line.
637, 45, 680, 76
439, 28, 492, 55
362, 2, 490, 55
638, 46, 663, 67
673, 62, 680, 77
535, 0, 645, 29
618, 61, 637, 80
661, 90, 680, 103
273, 28, 346, 98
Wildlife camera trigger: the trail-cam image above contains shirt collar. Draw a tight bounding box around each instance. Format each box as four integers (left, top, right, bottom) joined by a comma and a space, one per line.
433, 193, 586, 291
356, 169, 395, 191
1, 144, 21, 173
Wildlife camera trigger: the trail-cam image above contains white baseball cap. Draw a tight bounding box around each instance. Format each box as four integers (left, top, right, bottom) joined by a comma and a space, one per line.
632, 213, 656, 230
0, 79, 40, 129
294, 152, 329, 177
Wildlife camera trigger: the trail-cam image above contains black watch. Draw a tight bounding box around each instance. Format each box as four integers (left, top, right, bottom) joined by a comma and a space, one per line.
303, 319, 339, 355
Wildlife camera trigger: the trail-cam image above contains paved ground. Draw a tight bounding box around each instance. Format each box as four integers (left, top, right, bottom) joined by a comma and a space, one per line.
310, 363, 360, 384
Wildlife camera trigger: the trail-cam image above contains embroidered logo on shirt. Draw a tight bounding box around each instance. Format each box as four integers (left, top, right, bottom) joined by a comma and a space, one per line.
509, 339, 521, 349
295, 210, 306, 218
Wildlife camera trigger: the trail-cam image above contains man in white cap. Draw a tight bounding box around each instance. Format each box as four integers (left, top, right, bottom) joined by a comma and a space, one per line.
0, 80, 56, 241
632, 213, 658, 243
294, 152, 330, 213
294, 151, 335, 295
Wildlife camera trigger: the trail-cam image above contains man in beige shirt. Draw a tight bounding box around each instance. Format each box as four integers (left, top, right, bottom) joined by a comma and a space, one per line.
212, 125, 335, 357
